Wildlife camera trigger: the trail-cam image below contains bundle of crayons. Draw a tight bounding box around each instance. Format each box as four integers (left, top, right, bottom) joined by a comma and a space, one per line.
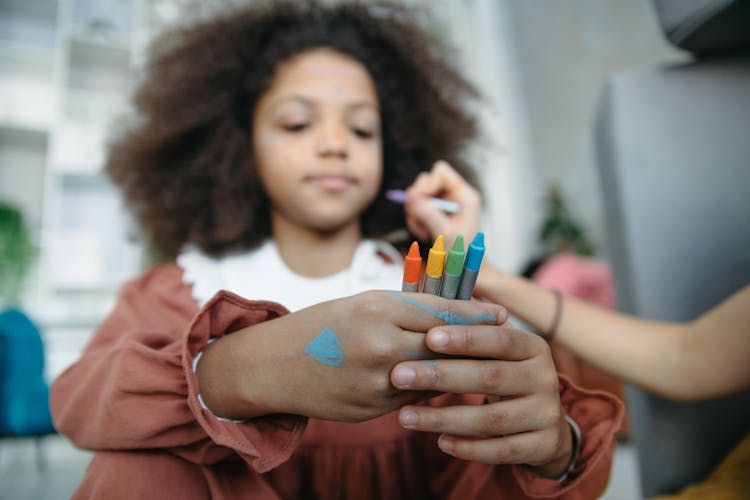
401, 232, 485, 300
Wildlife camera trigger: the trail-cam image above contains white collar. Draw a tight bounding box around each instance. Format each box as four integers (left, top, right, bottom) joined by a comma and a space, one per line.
177, 239, 404, 311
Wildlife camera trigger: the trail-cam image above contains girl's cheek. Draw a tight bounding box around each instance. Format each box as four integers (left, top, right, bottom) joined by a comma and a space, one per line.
259, 131, 283, 146
259, 137, 304, 172
280, 152, 298, 172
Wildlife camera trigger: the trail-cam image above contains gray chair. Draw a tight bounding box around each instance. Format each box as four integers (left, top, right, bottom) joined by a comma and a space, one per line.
594, 0, 750, 496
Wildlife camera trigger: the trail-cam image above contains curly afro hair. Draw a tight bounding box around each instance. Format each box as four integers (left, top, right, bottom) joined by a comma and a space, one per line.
106, 0, 480, 261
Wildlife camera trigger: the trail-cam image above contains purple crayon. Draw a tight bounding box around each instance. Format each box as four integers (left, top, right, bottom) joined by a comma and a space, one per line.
385, 189, 461, 214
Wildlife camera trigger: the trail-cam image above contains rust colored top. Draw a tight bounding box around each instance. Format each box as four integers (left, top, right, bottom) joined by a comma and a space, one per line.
50, 264, 623, 499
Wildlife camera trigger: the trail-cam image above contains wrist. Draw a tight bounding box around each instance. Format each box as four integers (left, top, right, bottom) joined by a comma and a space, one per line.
475, 262, 508, 300
197, 325, 285, 420
529, 415, 581, 482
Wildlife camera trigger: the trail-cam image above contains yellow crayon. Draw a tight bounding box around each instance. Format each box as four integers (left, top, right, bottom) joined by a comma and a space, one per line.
423, 235, 445, 295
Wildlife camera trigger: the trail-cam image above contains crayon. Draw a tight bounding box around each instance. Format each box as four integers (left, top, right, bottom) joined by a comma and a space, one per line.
439, 234, 465, 299
423, 235, 446, 295
456, 232, 485, 300
402, 241, 421, 292
385, 189, 461, 214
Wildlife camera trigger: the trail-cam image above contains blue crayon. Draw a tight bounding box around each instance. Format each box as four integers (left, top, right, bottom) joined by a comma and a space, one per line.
456, 232, 485, 300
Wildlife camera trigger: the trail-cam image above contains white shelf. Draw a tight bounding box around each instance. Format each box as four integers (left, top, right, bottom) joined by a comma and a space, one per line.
0, 127, 48, 230
49, 120, 108, 173
0, 0, 167, 331
69, 0, 136, 48
66, 37, 133, 95
0, 0, 58, 50
63, 87, 130, 121
67, 30, 132, 55
0, 77, 57, 130
0, 0, 58, 131
0, 42, 56, 74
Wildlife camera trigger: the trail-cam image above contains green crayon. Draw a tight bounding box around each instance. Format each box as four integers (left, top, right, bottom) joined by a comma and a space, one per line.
439, 235, 465, 299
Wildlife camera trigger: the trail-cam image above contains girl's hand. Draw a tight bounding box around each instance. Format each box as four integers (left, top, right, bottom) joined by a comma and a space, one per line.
197, 290, 507, 423
404, 160, 481, 244
390, 325, 574, 477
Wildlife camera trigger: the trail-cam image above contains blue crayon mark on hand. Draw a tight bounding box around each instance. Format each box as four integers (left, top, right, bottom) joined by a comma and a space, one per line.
387, 291, 496, 325
304, 327, 344, 366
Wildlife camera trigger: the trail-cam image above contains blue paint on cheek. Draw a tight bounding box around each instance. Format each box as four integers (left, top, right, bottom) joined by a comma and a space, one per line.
387, 291, 496, 325
403, 350, 422, 357
304, 327, 344, 366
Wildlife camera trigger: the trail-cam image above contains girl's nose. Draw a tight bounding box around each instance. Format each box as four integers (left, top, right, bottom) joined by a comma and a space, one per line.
316, 121, 349, 158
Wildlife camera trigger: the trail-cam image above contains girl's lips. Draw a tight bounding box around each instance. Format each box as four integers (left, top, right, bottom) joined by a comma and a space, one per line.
309, 175, 354, 190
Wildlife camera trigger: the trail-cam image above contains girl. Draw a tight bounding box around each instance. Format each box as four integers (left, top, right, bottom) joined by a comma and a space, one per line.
50, 2, 622, 498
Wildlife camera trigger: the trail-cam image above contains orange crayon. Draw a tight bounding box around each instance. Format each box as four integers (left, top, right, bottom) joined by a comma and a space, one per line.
402, 241, 422, 292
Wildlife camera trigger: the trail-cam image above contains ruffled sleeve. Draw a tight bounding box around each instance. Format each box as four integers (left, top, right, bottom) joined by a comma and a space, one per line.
50, 265, 307, 471
428, 375, 624, 499
183, 289, 308, 471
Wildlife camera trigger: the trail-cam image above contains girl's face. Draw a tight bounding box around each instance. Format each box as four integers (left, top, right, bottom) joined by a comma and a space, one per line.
252, 48, 383, 236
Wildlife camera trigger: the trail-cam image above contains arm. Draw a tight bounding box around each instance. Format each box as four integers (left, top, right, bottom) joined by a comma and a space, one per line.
51, 266, 312, 472
49, 266, 259, 462
391, 324, 573, 477
197, 290, 507, 422
403, 160, 750, 402
402, 161, 623, 482
475, 269, 750, 402
390, 319, 623, 498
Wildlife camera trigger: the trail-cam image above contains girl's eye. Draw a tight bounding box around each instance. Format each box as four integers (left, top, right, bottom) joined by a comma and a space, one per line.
352, 128, 372, 139
352, 127, 377, 139
282, 122, 309, 133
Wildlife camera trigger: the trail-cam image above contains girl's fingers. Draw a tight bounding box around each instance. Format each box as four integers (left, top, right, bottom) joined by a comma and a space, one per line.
405, 198, 457, 241
410, 160, 465, 197
436, 428, 561, 466
426, 325, 546, 361
383, 291, 507, 332
398, 395, 560, 437
410, 160, 480, 209
403, 160, 482, 244
390, 358, 556, 395
404, 214, 432, 241
391, 330, 436, 361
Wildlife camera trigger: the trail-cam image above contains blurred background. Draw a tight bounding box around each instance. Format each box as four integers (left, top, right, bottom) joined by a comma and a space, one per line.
0, 0, 709, 498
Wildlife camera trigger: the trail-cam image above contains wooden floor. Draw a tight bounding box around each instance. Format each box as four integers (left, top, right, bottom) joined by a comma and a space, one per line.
1, 435, 641, 499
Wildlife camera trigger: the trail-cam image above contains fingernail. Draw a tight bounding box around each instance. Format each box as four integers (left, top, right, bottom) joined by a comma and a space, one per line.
497, 306, 509, 325
392, 366, 416, 387
438, 436, 454, 453
400, 409, 418, 428
429, 330, 449, 348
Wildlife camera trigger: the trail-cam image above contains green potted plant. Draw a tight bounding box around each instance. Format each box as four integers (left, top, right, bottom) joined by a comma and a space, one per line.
0, 200, 36, 306
539, 184, 596, 257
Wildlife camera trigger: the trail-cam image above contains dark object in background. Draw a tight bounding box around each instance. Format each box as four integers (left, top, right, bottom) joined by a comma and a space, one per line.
594, 0, 750, 495
653, 0, 750, 56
